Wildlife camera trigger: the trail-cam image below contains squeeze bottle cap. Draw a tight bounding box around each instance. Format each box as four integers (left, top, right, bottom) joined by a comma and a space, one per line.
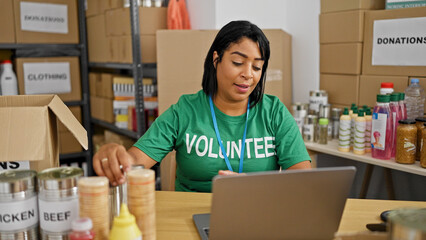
358, 110, 364, 117
71, 217, 93, 232
381, 82, 394, 88
343, 108, 349, 115
1, 60, 12, 64
113, 204, 137, 227
319, 118, 329, 125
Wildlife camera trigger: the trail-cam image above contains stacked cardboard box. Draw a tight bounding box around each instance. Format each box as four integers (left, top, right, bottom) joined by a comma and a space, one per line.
362, 6, 426, 111
319, 0, 386, 109
86, 2, 167, 63
89, 72, 115, 123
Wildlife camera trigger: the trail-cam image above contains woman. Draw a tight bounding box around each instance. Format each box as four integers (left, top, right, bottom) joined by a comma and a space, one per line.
93, 20, 311, 192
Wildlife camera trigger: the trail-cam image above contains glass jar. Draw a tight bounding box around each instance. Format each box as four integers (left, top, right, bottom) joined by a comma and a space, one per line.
318, 118, 329, 145
396, 119, 417, 164
421, 123, 426, 168
415, 117, 426, 161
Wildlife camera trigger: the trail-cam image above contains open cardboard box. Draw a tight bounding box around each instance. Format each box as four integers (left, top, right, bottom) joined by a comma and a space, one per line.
0, 95, 88, 171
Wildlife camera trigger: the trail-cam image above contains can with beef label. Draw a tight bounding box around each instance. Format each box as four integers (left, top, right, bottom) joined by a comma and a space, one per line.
38, 167, 83, 240
0, 170, 38, 240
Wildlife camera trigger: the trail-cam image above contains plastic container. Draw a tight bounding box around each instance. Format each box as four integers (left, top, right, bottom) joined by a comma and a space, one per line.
380, 82, 394, 95
69, 218, 95, 240
414, 117, 426, 161
338, 108, 351, 152
109, 204, 142, 240
371, 94, 393, 160
399, 92, 407, 120
390, 93, 402, 158
318, 118, 329, 144
395, 120, 417, 164
404, 78, 425, 120
354, 110, 366, 155
0, 60, 18, 96
365, 109, 373, 153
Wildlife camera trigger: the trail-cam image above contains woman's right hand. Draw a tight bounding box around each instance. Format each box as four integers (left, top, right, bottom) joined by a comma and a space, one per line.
93, 143, 135, 186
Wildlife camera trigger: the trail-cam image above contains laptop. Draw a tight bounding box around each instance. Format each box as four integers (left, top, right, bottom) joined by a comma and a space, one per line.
193, 166, 356, 240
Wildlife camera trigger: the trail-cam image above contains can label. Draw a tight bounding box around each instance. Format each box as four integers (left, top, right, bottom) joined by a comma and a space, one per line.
303, 124, 314, 141
38, 197, 79, 232
0, 196, 38, 231
309, 96, 328, 113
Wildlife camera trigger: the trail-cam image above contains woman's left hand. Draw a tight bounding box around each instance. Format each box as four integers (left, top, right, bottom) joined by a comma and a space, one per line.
218, 170, 240, 176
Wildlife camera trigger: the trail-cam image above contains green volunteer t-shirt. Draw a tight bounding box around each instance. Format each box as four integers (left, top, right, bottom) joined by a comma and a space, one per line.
134, 90, 310, 192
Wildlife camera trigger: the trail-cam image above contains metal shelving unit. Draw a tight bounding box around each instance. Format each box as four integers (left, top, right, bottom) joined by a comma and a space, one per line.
89, 0, 154, 140
0, 0, 94, 175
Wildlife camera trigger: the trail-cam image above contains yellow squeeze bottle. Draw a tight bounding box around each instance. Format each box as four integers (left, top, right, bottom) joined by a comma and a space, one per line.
109, 204, 142, 240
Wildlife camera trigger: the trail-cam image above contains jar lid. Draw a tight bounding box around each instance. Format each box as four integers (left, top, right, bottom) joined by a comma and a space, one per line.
377, 94, 390, 103
381, 82, 394, 88
319, 118, 329, 125
0, 170, 37, 194
399, 119, 416, 124
38, 167, 83, 191
415, 117, 426, 122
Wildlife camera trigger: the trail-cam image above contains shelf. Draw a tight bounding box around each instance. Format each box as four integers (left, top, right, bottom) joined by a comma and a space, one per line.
91, 118, 139, 139
0, 43, 82, 49
88, 62, 157, 78
305, 139, 426, 177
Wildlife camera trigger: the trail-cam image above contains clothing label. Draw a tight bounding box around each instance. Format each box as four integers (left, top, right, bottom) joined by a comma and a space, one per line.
0, 196, 38, 231
23, 62, 71, 94
371, 113, 388, 150
309, 96, 328, 113
0, 161, 30, 172
372, 17, 426, 66
339, 119, 351, 149
38, 198, 79, 232
20, 2, 68, 34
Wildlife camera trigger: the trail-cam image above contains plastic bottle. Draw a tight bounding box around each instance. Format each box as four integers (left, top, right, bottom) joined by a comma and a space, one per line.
399, 92, 407, 120
365, 109, 372, 153
405, 78, 425, 120
390, 93, 402, 158
0, 60, 18, 96
354, 110, 366, 155
109, 204, 142, 240
350, 107, 358, 151
318, 118, 329, 145
69, 217, 95, 240
338, 108, 351, 152
371, 94, 393, 160
380, 82, 394, 95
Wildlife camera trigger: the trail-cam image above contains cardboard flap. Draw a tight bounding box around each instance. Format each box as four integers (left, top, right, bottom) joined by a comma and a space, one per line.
48, 95, 88, 150
0, 107, 47, 161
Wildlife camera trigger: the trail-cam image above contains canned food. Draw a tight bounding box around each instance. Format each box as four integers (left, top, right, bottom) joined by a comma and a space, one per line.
303, 115, 318, 142
291, 103, 309, 133
331, 108, 342, 139
388, 208, 426, 240
309, 90, 328, 115
0, 170, 38, 240
38, 167, 83, 240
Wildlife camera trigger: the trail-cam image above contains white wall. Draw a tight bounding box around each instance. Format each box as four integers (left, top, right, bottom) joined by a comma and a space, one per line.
186, 0, 320, 103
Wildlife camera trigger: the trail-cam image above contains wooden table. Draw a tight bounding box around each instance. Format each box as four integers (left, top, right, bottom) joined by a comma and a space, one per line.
305, 139, 426, 199
155, 191, 426, 240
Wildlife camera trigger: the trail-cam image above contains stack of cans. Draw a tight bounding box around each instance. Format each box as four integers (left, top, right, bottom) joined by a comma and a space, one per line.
127, 168, 156, 240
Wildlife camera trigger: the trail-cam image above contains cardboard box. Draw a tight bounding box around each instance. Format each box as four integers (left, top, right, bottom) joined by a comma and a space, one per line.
85, 0, 100, 17
90, 96, 114, 123
105, 7, 167, 36
386, 0, 426, 9
0, 0, 16, 43
321, 0, 385, 13
59, 131, 82, 154
13, 0, 79, 44
87, 14, 110, 63
58, 106, 82, 132
121, 35, 157, 63
412, 77, 426, 114
0, 95, 88, 171
156, 29, 292, 113
362, 7, 426, 76
16, 57, 82, 102
108, 36, 121, 63
320, 74, 360, 105
358, 75, 408, 107
104, 130, 134, 149
99, 73, 114, 98
320, 10, 365, 43
89, 72, 100, 96
320, 43, 363, 74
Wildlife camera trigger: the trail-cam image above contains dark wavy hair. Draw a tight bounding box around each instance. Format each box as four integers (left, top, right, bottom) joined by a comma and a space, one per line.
202, 20, 270, 108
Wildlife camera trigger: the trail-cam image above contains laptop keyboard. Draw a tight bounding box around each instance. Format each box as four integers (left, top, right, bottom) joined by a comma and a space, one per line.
203, 227, 210, 236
